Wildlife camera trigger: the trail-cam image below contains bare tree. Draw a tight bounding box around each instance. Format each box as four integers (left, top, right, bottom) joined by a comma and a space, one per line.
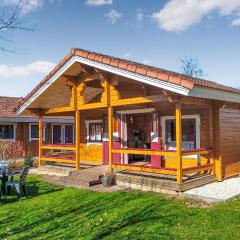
181, 56, 204, 78
0, 0, 32, 52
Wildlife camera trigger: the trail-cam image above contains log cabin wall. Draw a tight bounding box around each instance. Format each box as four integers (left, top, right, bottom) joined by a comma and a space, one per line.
73, 79, 215, 166
15, 122, 52, 156
79, 110, 107, 163
76, 103, 212, 167
219, 107, 240, 178
152, 103, 212, 169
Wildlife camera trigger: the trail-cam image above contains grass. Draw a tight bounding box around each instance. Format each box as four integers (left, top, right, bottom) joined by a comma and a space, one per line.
0, 176, 240, 240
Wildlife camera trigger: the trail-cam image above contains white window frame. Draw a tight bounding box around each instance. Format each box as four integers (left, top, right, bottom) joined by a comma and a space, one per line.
0, 123, 17, 141
85, 120, 103, 146
51, 124, 75, 144
161, 115, 201, 150
29, 123, 46, 142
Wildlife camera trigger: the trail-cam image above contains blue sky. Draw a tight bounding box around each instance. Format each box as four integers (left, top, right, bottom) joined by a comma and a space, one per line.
0, 0, 240, 97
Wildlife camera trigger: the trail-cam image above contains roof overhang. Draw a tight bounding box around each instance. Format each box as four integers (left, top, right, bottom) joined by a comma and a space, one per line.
189, 87, 240, 103
17, 55, 190, 114
17, 53, 240, 114
0, 117, 74, 124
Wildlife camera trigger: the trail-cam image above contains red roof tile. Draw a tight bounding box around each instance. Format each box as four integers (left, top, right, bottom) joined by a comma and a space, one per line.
18, 48, 240, 110
0, 97, 26, 118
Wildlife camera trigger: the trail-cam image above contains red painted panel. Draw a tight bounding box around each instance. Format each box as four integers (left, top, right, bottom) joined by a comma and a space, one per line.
102, 114, 109, 165
151, 111, 162, 168
53, 125, 62, 144
65, 125, 73, 143
151, 140, 162, 168
113, 141, 121, 164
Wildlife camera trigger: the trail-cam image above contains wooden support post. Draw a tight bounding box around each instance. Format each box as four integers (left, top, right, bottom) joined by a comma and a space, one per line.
108, 105, 113, 174
75, 110, 80, 170
212, 102, 223, 181
208, 104, 215, 175
176, 103, 182, 186
38, 116, 43, 167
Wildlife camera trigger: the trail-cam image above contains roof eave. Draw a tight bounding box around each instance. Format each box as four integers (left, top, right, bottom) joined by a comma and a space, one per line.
17, 55, 191, 114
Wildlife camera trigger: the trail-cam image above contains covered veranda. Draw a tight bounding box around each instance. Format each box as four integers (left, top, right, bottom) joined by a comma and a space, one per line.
17, 49, 220, 189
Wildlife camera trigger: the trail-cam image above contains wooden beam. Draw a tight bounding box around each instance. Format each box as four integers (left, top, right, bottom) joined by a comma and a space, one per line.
38, 116, 43, 167
41, 145, 76, 151
176, 102, 182, 185
78, 102, 108, 110
212, 101, 223, 181
28, 108, 42, 116
182, 164, 213, 175
41, 157, 76, 164
110, 95, 170, 107
84, 73, 104, 82
75, 110, 80, 170
112, 164, 177, 175
112, 149, 177, 157
44, 106, 75, 115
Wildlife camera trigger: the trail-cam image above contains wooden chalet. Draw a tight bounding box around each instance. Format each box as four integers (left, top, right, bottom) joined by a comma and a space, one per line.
17, 48, 240, 190
0, 96, 74, 156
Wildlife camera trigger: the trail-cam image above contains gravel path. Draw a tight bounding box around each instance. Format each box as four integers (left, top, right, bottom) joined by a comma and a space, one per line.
184, 176, 240, 202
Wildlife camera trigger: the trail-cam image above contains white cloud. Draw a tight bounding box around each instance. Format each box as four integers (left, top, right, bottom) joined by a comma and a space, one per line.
105, 9, 122, 24
0, 61, 56, 78
232, 18, 240, 25
86, 0, 112, 6
136, 8, 144, 22
142, 58, 152, 65
1, 0, 43, 15
152, 0, 240, 32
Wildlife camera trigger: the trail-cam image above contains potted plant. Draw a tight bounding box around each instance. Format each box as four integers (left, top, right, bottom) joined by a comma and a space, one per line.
102, 168, 113, 187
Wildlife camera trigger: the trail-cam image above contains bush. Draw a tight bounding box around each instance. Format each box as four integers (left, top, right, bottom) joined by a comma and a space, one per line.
0, 141, 24, 160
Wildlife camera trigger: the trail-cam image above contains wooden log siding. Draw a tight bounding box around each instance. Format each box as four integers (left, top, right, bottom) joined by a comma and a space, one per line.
33, 73, 216, 177
219, 108, 240, 178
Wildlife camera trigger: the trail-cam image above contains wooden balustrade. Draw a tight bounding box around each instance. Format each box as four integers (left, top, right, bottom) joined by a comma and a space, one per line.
111, 147, 213, 177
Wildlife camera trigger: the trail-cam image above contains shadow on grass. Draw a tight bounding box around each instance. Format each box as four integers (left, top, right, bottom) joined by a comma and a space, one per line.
0, 175, 64, 205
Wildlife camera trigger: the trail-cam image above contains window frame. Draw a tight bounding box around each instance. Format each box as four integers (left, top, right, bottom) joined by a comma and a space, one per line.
51, 124, 75, 144
0, 123, 17, 141
161, 115, 201, 150
85, 120, 103, 145
29, 123, 46, 142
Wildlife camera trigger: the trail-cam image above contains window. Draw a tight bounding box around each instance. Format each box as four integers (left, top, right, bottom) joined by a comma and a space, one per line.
162, 115, 200, 150
29, 124, 46, 142
86, 120, 103, 144
0, 125, 15, 140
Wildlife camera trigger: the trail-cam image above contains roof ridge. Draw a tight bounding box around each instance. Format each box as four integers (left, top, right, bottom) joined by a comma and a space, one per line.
71, 47, 240, 92
17, 48, 240, 112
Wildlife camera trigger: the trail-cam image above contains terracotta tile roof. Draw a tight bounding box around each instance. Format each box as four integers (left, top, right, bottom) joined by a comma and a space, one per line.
0, 96, 26, 118
18, 48, 240, 110
0, 97, 74, 122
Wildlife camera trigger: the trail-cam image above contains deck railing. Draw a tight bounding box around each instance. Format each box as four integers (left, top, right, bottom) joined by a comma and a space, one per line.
111, 147, 213, 178
40, 144, 76, 165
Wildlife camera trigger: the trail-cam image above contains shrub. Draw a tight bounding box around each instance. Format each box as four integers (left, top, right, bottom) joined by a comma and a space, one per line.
0, 141, 24, 160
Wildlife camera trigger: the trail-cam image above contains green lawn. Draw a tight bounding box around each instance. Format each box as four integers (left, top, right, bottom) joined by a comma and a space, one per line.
0, 176, 240, 240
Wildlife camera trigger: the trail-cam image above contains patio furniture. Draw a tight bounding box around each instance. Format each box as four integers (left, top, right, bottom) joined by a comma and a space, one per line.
6, 163, 31, 199
0, 160, 10, 198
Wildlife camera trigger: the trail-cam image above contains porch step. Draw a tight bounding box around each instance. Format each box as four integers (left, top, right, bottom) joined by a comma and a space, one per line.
115, 170, 215, 193
34, 165, 76, 177
51, 165, 108, 188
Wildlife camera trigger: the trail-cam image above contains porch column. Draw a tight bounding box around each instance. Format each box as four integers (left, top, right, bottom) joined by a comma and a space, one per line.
108, 105, 113, 174
175, 103, 182, 185
75, 110, 80, 170
38, 115, 43, 167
